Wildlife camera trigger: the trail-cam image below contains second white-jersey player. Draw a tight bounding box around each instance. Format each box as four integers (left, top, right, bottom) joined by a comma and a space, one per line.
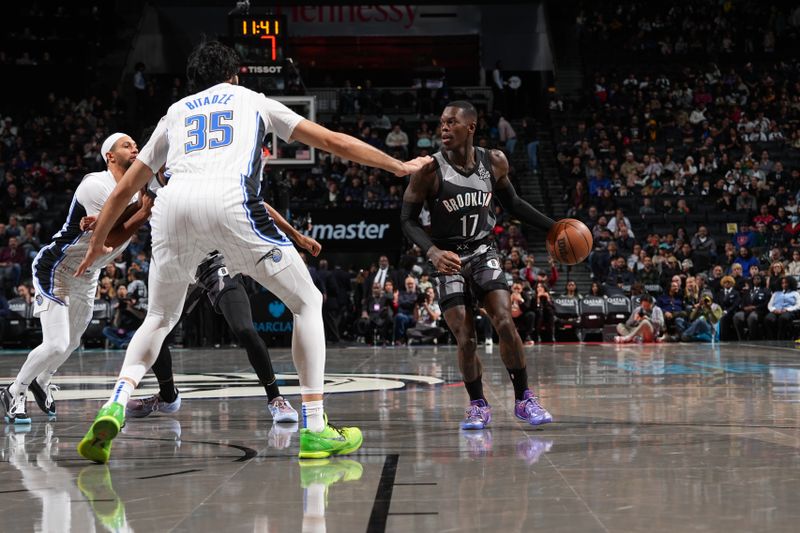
75, 41, 431, 464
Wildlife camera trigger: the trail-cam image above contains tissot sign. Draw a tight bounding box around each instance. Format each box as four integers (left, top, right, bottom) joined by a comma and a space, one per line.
303, 208, 401, 251
270, 5, 480, 36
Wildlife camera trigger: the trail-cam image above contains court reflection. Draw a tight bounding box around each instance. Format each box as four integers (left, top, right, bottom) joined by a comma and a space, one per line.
299, 458, 364, 533
3, 424, 131, 532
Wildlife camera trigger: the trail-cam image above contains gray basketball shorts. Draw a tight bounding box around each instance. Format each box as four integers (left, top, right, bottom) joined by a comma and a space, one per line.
432, 245, 509, 312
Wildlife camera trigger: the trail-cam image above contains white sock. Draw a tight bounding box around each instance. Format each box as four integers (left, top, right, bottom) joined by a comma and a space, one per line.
106, 379, 135, 408
302, 400, 325, 432
9, 381, 25, 397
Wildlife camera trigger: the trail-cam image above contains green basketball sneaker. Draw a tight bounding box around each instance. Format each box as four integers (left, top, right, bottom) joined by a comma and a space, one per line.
77, 465, 128, 531
77, 403, 125, 464
298, 417, 363, 459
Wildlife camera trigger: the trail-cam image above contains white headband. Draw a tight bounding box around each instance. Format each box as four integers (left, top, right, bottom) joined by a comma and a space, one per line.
101, 132, 128, 164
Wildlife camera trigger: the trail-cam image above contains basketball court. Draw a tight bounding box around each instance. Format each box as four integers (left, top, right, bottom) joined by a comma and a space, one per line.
1, 341, 799, 532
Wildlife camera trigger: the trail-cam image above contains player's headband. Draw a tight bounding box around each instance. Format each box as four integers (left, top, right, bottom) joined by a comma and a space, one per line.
102, 132, 129, 164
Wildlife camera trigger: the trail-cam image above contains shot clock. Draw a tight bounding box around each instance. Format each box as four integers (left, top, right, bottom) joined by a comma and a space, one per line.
227, 14, 288, 93
228, 15, 286, 63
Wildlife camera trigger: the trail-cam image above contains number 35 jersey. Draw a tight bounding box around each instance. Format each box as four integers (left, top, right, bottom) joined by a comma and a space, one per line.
137, 82, 303, 191
428, 147, 497, 252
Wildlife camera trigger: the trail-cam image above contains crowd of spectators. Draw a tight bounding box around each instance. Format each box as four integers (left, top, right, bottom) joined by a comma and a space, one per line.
0, 68, 541, 348
576, 1, 800, 60
547, 1, 800, 343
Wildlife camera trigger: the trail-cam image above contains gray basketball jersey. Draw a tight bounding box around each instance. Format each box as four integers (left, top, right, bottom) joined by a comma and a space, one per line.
428, 147, 497, 251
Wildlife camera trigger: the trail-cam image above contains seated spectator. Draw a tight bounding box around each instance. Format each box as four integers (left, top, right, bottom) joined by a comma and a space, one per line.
729, 263, 746, 289
764, 276, 800, 340
0, 237, 26, 295
733, 274, 771, 341
393, 276, 419, 344
509, 281, 535, 345
786, 250, 800, 276
716, 276, 741, 341
587, 281, 603, 298
385, 124, 409, 157
607, 257, 635, 286
639, 197, 657, 216
660, 256, 682, 287
657, 282, 686, 338
707, 265, 725, 293
607, 208, 632, 235
734, 223, 758, 250
358, 281, 395, 345
97, 276, 117, 303
407, 287, 444, 344
690, 226, 717, 258
753, 205, 776, 227
498, 224, 528, 252
103, 285, 146, 349
637, 256, 660, 286
765, 222, 787, 253
532, 283, 555, 342
18, 223, 42, 261
562, 280, 580, 299
680, 292, 723, 343
733, 247, 759, 277
767, 262, 787, 293
736, 189, 757, 213
615, 294, 664, 344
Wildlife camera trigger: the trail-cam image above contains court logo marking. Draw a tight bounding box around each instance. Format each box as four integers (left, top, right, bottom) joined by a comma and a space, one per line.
3, 372, 443, 401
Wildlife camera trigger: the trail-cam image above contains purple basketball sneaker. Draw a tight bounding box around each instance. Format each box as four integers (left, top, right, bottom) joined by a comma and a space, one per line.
514, 390, 552, 426
460, 399, 492, 430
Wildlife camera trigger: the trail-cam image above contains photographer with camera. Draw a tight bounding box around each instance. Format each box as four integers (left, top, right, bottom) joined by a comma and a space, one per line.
103, 284, 146, 349
614, 294, 665, 343
680, 291, 723, 342
407, 287, 445, 344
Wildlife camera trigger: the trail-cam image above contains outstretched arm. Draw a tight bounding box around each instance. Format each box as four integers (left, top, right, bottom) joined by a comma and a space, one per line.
401, 163, 461, 274
263, 202, 321, 256
290, 119, 431, 177
491, 150, 555, 231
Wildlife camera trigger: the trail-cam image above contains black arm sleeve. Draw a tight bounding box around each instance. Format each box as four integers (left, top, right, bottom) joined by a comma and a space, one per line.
400, 201, 435, 255
495, 181, 556, 231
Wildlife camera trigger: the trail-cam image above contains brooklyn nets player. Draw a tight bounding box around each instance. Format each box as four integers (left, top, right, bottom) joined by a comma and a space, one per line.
401, 101, 555, 430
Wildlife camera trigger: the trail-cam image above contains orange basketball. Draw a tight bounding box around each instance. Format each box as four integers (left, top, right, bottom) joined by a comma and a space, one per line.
546, 219, 593, 265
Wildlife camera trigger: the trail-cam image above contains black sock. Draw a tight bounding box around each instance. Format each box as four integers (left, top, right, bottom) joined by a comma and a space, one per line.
152, 343, 178, 403
507, 367, 529, 401
262, 378, 282, 402
464, 376, 485, 402
217, 285, 281, 402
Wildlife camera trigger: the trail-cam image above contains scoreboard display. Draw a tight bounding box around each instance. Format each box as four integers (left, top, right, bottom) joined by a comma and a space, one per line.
228, 14, 287, 92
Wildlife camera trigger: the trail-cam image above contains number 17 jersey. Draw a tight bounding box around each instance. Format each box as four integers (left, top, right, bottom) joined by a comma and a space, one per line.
428, 147, 497, 252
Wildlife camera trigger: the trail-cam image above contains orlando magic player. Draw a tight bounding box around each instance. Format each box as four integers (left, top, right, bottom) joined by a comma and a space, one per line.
75, 41, 430, 463
120, 166, 320, 424
1, 133, 152, 424
401, 101, 555, 430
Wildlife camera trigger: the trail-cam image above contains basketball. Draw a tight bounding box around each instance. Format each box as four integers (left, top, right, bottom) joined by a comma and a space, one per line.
546, 219, 593, 265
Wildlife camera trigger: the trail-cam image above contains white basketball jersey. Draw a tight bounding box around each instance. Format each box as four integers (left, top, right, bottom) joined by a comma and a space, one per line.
33, 171, 138, 301
137, 83, 304, 189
